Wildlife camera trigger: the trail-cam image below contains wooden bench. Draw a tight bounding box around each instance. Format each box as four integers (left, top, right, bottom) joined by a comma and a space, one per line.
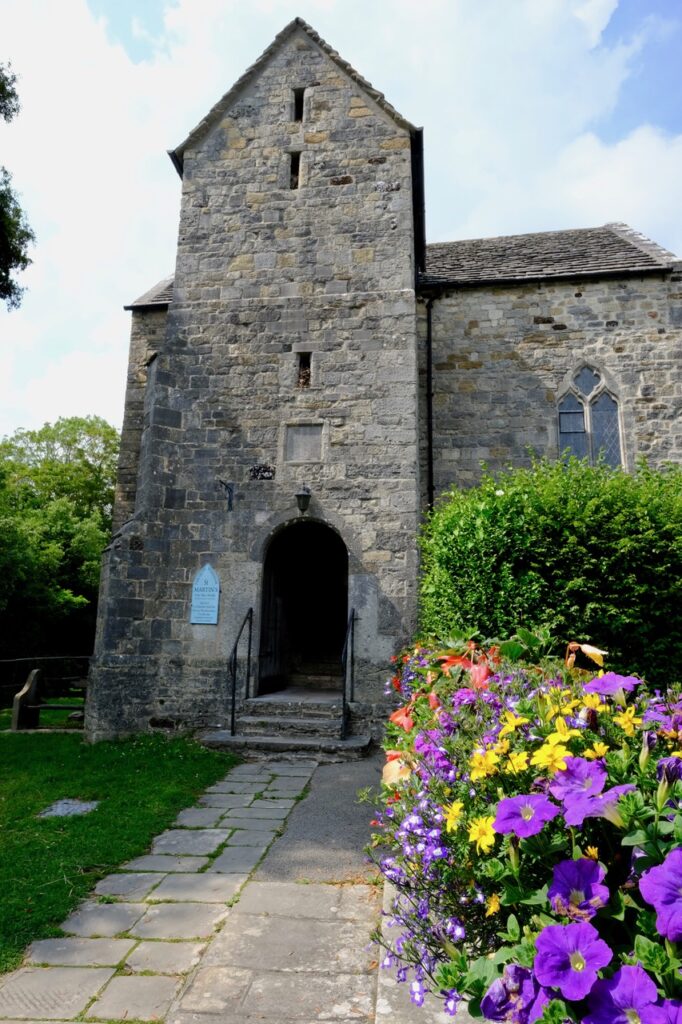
11, 668, 86, 730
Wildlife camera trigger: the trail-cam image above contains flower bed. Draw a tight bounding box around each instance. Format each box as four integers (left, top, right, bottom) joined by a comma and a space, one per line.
372, 640, 682, 1022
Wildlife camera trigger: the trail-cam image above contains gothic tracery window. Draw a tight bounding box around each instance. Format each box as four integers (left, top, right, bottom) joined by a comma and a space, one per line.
557, 366, 622, 467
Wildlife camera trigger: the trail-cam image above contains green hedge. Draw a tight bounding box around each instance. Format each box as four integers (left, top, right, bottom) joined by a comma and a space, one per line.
419, 459, 682, 684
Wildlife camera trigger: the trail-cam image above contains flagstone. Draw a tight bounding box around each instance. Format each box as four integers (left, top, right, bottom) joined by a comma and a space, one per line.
130, 902, 228, 940
0, 967, 114, 1020
86, 974, 180, 1021
61, 902, 146, 937
27, 938, 135, 968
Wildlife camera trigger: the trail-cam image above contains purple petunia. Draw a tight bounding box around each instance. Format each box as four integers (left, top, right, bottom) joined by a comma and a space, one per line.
548, 858, 609, 921
639, 848, 682, 942
584, 964, 659, 1024
584, 671, 641, 696
534, 921, 612, 1001
494, 794, 560, 838
656, 756, 682, 784
562, 783, 635, 827
648, 1000, 682, 1024
480, 964, 549, 1023
549, 756, 607, 802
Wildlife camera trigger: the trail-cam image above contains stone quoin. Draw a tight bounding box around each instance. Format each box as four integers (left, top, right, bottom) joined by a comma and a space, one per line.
86, 18, 682, 743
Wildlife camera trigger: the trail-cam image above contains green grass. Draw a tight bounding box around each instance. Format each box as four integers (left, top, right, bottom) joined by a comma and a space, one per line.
0, 732, 237, 974
0, 698, 84, 731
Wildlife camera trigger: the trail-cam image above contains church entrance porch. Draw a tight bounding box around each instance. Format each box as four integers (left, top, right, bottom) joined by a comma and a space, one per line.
257, 521, 348, 696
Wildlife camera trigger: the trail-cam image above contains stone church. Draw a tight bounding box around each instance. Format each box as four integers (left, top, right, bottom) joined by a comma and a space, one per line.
86, 19, 682, 749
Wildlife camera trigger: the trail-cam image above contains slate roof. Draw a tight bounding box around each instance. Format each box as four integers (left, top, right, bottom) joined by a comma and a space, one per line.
124, 276, 174, 311
420, 223, 677, 288
168, 17, 416, 176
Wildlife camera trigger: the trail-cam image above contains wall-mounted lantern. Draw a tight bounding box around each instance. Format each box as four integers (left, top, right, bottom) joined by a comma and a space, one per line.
295, 485, 312, 514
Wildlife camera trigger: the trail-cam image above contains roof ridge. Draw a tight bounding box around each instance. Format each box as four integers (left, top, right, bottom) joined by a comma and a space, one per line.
604, 222, 677, 265
169, 17, 415, 174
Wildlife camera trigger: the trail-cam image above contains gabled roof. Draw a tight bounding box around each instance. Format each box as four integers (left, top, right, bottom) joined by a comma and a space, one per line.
168, 17, 417, 177
420, 223, 677, 289
124, 276, 173, 311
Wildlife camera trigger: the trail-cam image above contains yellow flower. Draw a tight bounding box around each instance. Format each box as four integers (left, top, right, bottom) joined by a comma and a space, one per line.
613, 706, 642, 738
531, 742, 569, 773
582, 693, 607, 713
498, 710, 529, 738
546, 717, 581, 745
585, 846, 599, 861
468, 815, 496, 854
469, 749, 499, 782
503, 750, 529, 774
485, 893, 501, 917
559, 699, 580, 716
584, 741, 609, 760
445, 800, 464, 833
493, 738, 511, 755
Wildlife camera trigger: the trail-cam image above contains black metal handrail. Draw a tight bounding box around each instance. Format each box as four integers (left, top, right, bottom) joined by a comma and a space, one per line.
340, 608, 355, 740
229, 608, 253, 736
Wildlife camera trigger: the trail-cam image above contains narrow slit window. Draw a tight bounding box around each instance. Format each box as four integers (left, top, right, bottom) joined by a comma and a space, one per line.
293, 87, 305, 122
290, 151, 301, 190
297, 352, 311, 388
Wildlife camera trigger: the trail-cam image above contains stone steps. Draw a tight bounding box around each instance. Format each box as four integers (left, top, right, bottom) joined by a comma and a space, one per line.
238, 714, 343, 738
198, 729, 373, 759
240, 697, 342, 719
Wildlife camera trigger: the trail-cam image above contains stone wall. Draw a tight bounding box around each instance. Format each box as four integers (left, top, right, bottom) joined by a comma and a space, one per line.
423, 268, 682, 495
87, 26, 421, 739
113, 309, 167, 532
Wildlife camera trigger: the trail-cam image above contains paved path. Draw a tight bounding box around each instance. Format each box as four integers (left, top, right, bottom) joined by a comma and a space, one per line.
0, 755, 465, 1023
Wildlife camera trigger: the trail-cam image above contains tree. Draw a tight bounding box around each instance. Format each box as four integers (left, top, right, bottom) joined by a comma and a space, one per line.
0, 417, 120, 657
0, 62, 35, 310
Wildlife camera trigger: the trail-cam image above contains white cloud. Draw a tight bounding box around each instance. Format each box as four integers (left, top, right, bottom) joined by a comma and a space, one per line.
0, 0, 680, 439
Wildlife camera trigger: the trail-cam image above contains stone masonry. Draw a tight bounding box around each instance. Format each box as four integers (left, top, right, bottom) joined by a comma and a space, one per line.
87, 19, 682, 742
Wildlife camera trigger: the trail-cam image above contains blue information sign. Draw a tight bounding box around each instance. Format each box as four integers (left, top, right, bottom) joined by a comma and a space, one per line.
190, 564, 220, 624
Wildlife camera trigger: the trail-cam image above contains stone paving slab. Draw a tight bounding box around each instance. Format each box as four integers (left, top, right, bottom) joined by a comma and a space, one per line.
125, 941, 205, 975
61, 902, 147, 937
198, 793, 253, 809
205, 782, 262, 794
234, 882, 378, 921
177, 965, 251, 1014
207, 846, 266, 874
220, 816, 279, 832
27, 938, 135, 968
0, 967, 115, 1020
123, 854, 209, 873
87, 974, 180, 1021
130, 902, 228, 940
224, 831, 272, 847
266, 760, 318, 773
230, 802, 290, 820
175, 807, 224, 827
250, 797, 295, 809
246, 971, 375, 1020
150, 873, 247, 903
203, 912, 377, 973
94, 872, 165, 900
152, 828, 230, 855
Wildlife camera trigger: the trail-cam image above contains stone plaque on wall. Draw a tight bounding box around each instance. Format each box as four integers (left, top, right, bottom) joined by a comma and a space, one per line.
190, 564, 220, 624
285, 424, 322, 462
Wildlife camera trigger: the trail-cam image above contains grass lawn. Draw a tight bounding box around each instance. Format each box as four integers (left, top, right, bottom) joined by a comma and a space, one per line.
0, 732, 237, 974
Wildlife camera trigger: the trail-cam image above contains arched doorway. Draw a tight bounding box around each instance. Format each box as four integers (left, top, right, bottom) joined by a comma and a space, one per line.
258, 521, 348, 694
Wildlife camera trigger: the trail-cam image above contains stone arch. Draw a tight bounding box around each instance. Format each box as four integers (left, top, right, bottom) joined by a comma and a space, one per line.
257, 518, 349, 695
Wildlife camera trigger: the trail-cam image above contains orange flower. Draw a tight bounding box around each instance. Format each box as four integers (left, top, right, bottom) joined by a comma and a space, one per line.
428, 691, 441, 710
470, 662, 491, 689
389, 705, 415, 732
439, 654, 474, 673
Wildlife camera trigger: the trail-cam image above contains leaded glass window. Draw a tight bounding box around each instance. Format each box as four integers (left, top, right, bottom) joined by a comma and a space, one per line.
557, 366, 622, 466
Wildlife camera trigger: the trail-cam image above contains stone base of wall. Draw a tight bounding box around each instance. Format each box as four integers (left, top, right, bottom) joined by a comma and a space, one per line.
86, 656, 392, 743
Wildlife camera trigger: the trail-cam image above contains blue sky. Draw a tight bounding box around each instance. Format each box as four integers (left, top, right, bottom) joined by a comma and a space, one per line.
1, 0, 682, 440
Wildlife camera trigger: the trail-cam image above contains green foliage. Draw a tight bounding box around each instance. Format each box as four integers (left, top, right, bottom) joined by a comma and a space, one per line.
0, 417, 120, 657
0, 62, 34, 310
420, 459, 682, 684
0, 732, 238, 973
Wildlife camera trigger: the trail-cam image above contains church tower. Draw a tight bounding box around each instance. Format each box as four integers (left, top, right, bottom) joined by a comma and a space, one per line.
87, 19, 424, 744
